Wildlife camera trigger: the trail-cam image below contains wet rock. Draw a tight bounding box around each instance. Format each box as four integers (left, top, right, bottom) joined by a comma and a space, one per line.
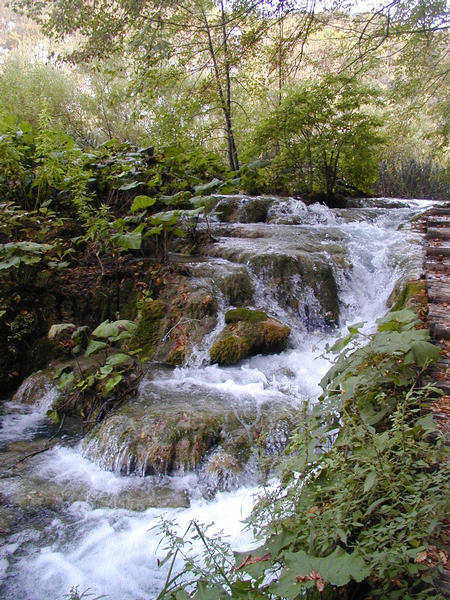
81, 379, 300, 482
210, 310, 290, 365
388, 278, 427, 313
0, 504, 12, 535
12, 371, 57, 407
82, 403, 223, 476
204, 450, 242, 492
132, 275, 218, 364
249, 252, 339, 328
213, 195, 275, 223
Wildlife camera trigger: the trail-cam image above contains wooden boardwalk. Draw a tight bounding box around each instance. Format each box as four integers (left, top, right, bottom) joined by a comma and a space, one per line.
421, 203, 450, 594
423, 204, 450, 400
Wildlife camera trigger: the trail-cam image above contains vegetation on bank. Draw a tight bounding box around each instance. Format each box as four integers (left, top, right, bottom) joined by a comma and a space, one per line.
1, 0, 448, 200
156, 308, 449, 600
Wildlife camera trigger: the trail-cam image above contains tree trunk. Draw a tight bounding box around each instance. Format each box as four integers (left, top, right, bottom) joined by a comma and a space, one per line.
202, 5, 239, 171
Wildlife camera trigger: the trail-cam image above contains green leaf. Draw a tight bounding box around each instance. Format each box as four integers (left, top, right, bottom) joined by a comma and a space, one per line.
271, 547, 370, 596
114, 231, 142, 250
97, 364, 113, 379
119, 181, 141, 191
92, 320, 118, 339
130, 195, 156, 212
59, 371, 75, 390
192, 580, 228, 600
0, 256, 21, 270
150, 211, 180, 226
193, 178, 222, 194
404, 340, 440, 368
363, 470, 377, 493
106, 353, 132, 366
48, 323, 76, 339
92, 319, 136, 340
85, 340, 108, 357
71, 325, 89, 342
104, 374, 123, 393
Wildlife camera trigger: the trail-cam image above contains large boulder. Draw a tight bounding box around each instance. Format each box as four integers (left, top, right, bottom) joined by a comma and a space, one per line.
131, 261, 254, 365
210, 308, 290, 365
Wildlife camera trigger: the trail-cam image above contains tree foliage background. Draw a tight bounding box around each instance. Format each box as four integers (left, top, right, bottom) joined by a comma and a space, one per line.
1, 0, 449, 196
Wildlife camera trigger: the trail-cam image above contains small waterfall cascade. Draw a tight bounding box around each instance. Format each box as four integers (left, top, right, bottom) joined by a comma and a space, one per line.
0, 197, 433, 600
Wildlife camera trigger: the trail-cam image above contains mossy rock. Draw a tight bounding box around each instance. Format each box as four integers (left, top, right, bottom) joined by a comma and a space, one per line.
248, 253, 339, 328
389, 279, 427, 314
225, 308, 268, 324
83, 408, 223, 476
210, 317, 290, 365
210, 334, 251, 365
222, 270, 253, 306
166, 346, 186, 366
132, 299, 166, 359
12, 369, 58, 406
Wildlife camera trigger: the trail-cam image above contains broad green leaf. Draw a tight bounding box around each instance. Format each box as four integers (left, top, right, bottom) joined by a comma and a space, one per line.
194, 178, 222, 194
130, 195, 156, 212
106, 353, 132, 366
348, 321, 365, 334
59, 371, 75, 389
92, 320, 118, 339
119, 181, 141, 191
150, 211, 180, 226
0, 256, 21, 270
71, 325, 89, 342
92, 319, 136, 340
114, 232, 142, 250
329, 332, 354, 353
97, 364, 113, 379
85, 340, 108, 357
377, 308, 417, 332
270, 547, 370, 596
144, 225, 163, 237
192, 580, 228, 599
404, 340, 440, 368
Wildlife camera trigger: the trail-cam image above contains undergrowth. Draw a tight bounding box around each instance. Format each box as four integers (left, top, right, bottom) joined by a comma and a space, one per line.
157, 308, 449, 599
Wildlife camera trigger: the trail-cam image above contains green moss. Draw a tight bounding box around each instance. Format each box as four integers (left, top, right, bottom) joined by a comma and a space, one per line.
166, 346, 186, 365
133, 299, 166, 358
186, 294, 216, 319
222, 272, 253, 306
210, 335, 251, 365
390, 279, 427, 313
225, 308, 268, 324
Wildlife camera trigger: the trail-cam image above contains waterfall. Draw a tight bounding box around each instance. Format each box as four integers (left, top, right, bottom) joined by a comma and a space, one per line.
0, 198, 433, 600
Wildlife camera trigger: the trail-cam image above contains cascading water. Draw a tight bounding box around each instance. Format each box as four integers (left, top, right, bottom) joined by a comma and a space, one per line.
0, 197, 433, 600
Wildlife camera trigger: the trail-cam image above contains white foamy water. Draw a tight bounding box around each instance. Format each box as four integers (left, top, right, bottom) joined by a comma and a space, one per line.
0, 384, 57, 444
0, 199, 431, 600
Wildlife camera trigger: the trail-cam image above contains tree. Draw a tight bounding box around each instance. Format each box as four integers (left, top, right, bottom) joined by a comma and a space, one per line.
253, 75, 384, 198
7, 0, 269, 170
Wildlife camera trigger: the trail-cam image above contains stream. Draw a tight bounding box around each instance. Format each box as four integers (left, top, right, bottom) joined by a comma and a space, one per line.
0, 197, 434, 600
